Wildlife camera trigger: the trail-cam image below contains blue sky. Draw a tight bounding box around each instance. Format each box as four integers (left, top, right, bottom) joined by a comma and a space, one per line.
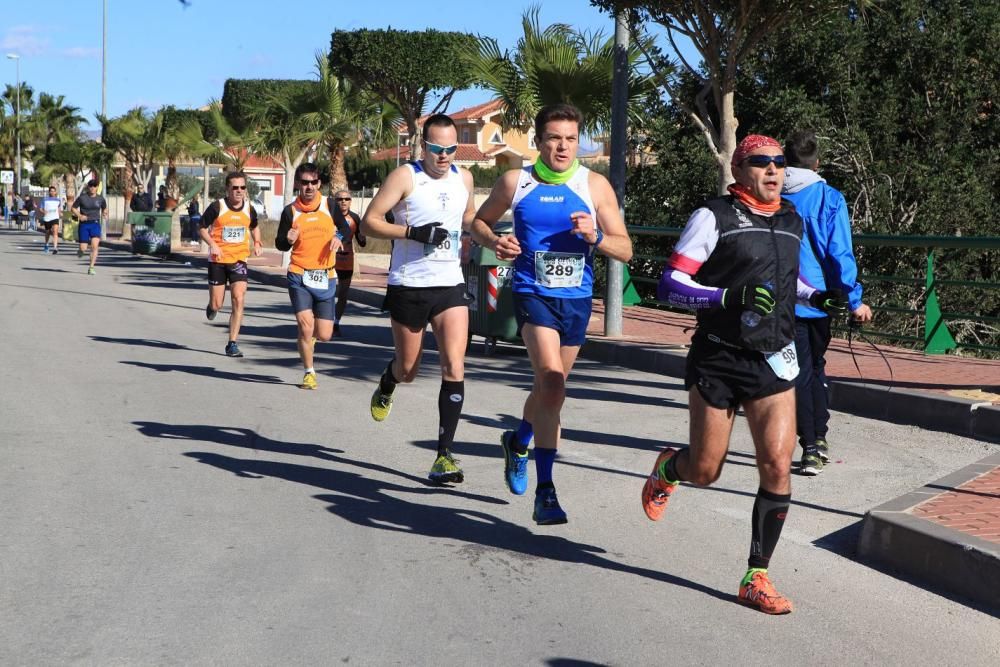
2, 0, 645, 131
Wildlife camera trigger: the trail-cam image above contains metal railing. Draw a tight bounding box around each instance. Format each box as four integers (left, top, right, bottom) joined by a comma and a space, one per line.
623, 226, 1000, 355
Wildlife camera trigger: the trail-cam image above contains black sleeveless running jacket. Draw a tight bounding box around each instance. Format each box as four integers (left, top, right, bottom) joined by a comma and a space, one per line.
694, 196, 803, 353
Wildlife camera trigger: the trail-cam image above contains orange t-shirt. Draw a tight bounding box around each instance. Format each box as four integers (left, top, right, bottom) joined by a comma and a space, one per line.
206, 199, 255, 264
287, 197, 336, 277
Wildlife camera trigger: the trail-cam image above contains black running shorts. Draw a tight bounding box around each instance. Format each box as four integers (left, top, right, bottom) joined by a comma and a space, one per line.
685, 333, 794, 409
383, 284, 470, 330
207, 261, 248, 286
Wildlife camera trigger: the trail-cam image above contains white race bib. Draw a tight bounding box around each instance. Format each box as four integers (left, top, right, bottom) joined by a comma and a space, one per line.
222, 225, 246, 243
423, 230, 460, 261
534, 251, 584, 288
302, 269, 329, 290
765, 342, 799, 381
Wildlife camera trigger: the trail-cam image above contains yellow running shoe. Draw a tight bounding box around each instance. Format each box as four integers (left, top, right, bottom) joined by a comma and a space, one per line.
428, 453, 464, 484
737, 570, 793, 615
300, 371, 318, 390
370, 385, 393, 421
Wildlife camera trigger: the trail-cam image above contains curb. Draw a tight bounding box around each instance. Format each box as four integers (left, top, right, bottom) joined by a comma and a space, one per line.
857, 452, 1000, 611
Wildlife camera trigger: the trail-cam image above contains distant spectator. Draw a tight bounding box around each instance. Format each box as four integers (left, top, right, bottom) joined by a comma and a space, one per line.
156, 185, 167, 212
131, 187, 153, 212
187, 195, 202, 245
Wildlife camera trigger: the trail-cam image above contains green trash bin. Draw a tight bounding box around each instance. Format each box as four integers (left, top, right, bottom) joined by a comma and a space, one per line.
462, 222, 519, 354
129, 211, 173, 256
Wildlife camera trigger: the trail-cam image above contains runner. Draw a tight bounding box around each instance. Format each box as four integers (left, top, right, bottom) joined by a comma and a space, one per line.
274, 164, 349, 389
332, 189, 366, 337
647, 134, 846, 614
473, 103, 633, 524
40, 186, 62, 254
70, 180, 108, 275
199, 171, 262, 358
362, 113, 496, 484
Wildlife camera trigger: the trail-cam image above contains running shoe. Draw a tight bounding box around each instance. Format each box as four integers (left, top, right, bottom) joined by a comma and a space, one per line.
737, 570, 793, 614
77, 248, 83, 258
815, 437, 830, 463
642, 448, 680, 521
87, 267, 96, 275
428, 453, 464, 484
370, 385, 393, 422
51, 248, 58, 255
533, 486, 568, 525
42, 244, 49, 253
800, 450, 823, 476
225, 341, 243, 358
500, 430, 529, 495
300, 371, 318, 390
205, 305, 218, 321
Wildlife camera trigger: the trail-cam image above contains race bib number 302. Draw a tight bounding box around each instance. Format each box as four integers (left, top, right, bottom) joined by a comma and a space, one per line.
222, 226, 246, 243
302, 269, 329, 290
423, 230, 459, 261
534, 251, 585, 288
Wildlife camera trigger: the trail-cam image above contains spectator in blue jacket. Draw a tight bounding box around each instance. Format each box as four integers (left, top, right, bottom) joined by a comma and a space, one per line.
782, 130, 872, 476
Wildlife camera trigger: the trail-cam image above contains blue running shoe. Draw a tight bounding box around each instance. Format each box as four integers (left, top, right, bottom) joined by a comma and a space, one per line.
501, 430, 529, 495
533, 486, 568, 525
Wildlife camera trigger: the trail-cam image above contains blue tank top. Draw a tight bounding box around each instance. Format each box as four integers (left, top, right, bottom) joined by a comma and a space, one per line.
510, 165, 596, 298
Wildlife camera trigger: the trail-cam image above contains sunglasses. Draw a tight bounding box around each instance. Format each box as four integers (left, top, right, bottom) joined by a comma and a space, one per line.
425, 142, 458, 155
743, 155, 786, 169
299, 178, 321, 186
335, 197, 351, 202
229, 185, 247, 190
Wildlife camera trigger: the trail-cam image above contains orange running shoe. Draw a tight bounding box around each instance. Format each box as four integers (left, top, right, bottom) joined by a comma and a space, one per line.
737, 570, 793, 614
641, 448, 680, 521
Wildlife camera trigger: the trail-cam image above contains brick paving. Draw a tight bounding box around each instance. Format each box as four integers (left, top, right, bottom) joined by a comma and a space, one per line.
912, 467, 1000, 544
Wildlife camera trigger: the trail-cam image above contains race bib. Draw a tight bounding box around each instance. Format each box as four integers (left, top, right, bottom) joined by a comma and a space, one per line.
302, 269, 329, 290
534, 251, 584, 288
765, 341, 799, 381
423, 230, 459, 261
222, 226, 246, 243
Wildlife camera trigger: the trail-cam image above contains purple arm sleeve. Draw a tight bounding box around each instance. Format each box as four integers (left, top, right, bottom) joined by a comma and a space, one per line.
657, 268, 724, 310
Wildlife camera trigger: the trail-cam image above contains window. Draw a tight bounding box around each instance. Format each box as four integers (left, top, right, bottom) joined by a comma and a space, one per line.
489, 128, 503, 144
461, 128, 471, 143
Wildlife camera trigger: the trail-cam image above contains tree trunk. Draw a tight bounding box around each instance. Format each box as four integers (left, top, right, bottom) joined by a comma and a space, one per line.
62, 172, 78, 203
715, 85, 738, 195
329, 142, 348, 193
166, 160, 179, 202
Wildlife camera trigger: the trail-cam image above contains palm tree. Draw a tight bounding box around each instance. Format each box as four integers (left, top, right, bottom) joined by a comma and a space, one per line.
100, 107, 163, 198
465, 6, 652, 137
295, 52, 384, 192
183, 100, 256, 171
32, 93, 87, 188
247, 89, 318, 207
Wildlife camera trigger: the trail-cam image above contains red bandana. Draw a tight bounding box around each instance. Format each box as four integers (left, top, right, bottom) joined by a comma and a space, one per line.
731, 134, 782, 168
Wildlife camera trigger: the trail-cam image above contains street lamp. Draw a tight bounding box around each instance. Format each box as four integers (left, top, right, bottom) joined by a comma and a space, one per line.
6, 53, 20, 197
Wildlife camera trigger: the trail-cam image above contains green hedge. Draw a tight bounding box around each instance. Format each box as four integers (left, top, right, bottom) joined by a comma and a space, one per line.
221, 79, 317, 130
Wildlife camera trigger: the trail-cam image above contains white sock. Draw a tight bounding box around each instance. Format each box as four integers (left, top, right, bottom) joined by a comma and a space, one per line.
304, 367, 315, 375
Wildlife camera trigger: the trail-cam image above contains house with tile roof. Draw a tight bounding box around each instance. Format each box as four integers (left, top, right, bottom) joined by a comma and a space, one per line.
371, 100, 539, 169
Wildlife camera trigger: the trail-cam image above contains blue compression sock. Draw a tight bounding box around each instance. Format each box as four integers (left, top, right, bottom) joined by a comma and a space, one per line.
534, 448, 556, 487
515, 420, 534, 448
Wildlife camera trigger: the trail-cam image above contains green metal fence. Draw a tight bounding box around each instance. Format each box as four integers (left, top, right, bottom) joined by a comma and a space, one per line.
624, 226, 1000, 355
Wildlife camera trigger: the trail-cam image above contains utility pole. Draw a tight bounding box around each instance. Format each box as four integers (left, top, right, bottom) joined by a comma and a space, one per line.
605, 7, 629, 337
101, 0, 108, 234
6, 54, 20, 197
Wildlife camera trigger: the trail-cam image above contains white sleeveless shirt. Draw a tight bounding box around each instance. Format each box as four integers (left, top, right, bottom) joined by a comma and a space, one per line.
387, 162, 468, 287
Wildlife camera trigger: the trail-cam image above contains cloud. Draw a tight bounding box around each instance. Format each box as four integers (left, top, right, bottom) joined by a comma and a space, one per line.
1, 25, 49, 56
60, 47, 101, 59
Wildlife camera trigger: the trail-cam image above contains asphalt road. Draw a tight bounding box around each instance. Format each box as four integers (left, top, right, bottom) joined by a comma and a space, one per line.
1, 230, 997, 665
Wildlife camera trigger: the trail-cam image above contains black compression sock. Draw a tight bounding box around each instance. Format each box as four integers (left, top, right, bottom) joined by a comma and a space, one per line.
748, 488, 791, 570
379, 361, 399, 396
437, 380, 464, 456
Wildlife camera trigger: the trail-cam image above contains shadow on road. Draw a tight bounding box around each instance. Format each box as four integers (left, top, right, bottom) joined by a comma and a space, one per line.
121, 360, 285, 384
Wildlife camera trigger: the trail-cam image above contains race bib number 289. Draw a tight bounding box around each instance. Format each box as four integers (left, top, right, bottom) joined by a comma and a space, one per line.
534, 251, 584, 288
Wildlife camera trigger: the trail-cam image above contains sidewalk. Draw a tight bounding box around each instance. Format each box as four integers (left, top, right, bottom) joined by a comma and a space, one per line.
107, 238, 1000, 609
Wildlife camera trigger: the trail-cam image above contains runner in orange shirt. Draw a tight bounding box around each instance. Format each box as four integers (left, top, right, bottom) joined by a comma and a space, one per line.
199, 171, 262, 357
332, 189, 366, 337
275, 164, 350, 389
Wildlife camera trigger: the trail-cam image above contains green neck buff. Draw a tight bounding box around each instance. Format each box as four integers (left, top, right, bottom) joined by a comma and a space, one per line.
533, 158, 580, 185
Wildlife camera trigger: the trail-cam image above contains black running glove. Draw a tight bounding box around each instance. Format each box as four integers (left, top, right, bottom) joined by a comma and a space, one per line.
722, 282, 776, 316
809, 288, 847, 314
405, 222, 449, 246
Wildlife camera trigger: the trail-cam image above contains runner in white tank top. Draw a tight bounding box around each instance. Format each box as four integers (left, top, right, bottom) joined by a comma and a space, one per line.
361, 113, 507, 485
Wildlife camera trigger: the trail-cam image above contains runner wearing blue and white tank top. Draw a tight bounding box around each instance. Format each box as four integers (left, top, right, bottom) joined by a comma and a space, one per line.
361, 114, 503, 486
473, 104, 633, 526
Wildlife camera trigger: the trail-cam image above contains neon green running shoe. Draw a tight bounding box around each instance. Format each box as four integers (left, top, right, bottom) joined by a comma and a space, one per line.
370, 385, 393, 422
428, 453, 464, 484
